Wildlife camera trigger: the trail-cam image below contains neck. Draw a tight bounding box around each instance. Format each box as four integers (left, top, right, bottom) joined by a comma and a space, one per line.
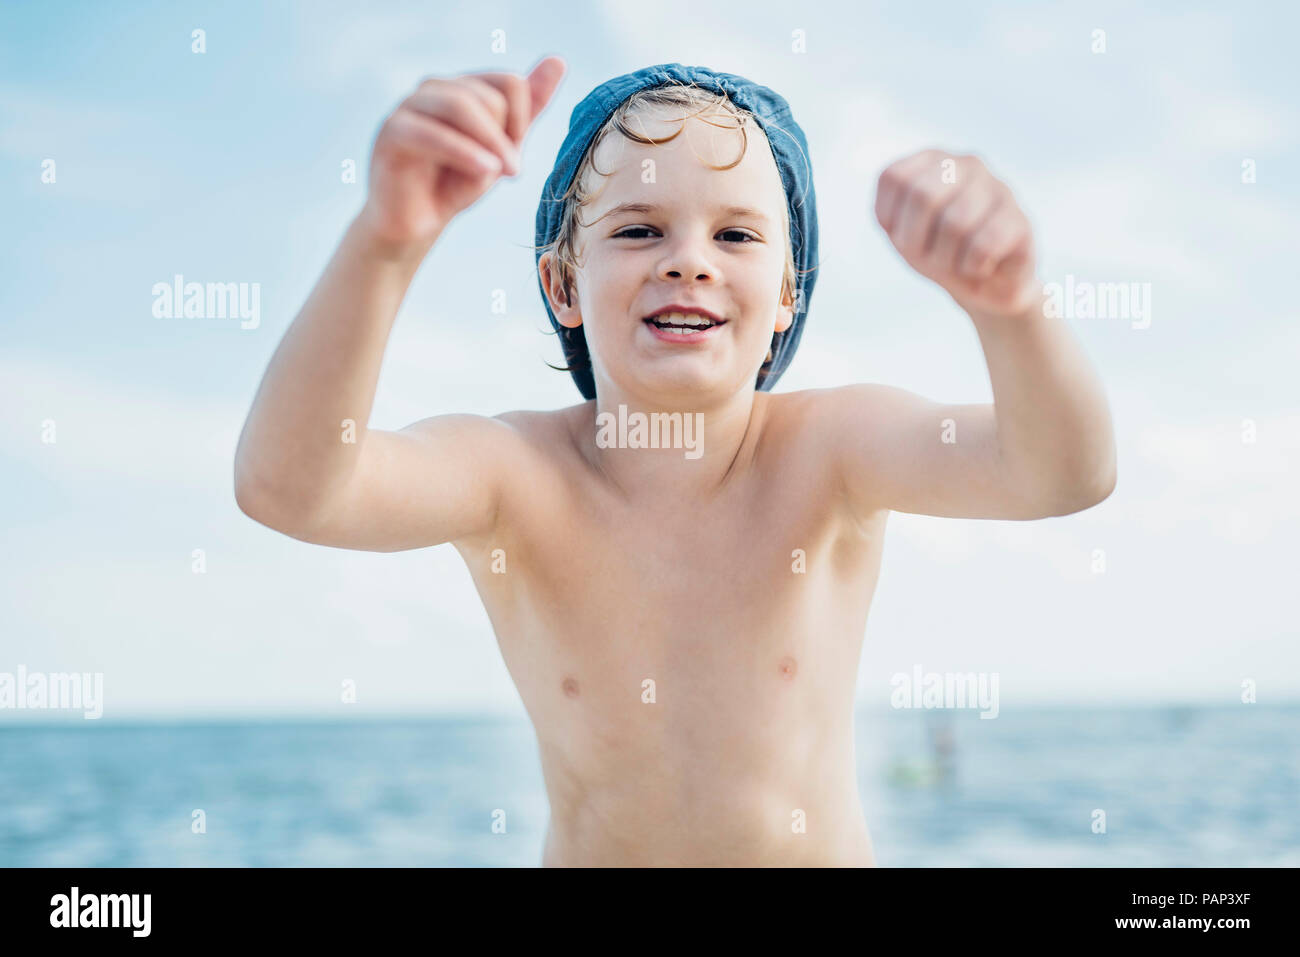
579, 382, 767, 501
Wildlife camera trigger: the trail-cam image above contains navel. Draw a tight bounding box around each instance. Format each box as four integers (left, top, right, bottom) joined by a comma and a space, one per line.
562, 676, 580, 698
778, 656, 798, 681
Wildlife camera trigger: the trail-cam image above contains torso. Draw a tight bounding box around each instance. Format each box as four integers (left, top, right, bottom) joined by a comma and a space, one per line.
454, 391, 888, 865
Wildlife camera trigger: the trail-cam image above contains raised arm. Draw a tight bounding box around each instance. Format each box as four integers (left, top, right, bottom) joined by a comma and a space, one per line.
233, 57, 566, 551
825, 150, 1116, 521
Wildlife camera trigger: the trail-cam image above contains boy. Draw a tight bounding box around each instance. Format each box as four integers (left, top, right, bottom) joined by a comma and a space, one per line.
233, 56, 1116, 866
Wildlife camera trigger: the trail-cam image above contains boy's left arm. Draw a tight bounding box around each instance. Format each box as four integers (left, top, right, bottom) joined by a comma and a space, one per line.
820, 149, 1117, 521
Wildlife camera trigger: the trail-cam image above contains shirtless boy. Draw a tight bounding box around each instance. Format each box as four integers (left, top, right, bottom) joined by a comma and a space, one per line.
233, 56, 1116, 866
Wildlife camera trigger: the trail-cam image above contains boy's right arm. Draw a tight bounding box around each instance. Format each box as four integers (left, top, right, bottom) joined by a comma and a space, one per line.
233, 215, 523, 553
232, 58, 566, 552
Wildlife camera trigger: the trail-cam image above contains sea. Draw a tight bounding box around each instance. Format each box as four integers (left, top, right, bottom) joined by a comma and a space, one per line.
2, 705, 1296, 867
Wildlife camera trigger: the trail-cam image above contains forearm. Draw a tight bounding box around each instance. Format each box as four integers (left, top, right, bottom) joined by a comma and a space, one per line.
233, 214, 440, 519
968, 289, 1117, 510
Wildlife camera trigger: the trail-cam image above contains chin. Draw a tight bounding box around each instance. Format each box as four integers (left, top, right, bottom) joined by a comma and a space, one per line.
631, 364, 750, 401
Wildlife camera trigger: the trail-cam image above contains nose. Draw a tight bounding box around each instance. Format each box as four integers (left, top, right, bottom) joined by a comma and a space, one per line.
657, 232, 717, 283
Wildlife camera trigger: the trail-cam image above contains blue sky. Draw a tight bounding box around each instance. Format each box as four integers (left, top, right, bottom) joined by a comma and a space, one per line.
2, 0, 1297, 719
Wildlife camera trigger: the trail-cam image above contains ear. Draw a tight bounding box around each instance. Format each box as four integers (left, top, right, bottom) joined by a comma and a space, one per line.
539, 251, 582, 329
774, 283, 796, 333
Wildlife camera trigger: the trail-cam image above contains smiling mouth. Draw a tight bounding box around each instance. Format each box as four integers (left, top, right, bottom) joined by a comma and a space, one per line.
643, 313, 727, 336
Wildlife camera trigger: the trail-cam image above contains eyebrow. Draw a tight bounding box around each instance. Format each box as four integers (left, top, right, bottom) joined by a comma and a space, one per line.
602, 201, 772, 223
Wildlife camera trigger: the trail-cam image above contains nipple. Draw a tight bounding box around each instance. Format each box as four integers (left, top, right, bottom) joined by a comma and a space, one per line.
778, 656, 798, 681
562, 676, 580, 698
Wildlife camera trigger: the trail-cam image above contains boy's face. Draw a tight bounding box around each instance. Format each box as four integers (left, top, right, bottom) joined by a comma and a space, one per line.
549, 107, 795, 401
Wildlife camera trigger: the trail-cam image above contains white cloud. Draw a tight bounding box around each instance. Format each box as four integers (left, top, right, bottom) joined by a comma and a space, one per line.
0, 352, 240, 493
0, 86, 130, 155
985, 20, 1059, 57
286, 1, 534, 102
1108, 413, 1300, 542
1156, 70, 1297, 153
0, 86, 165, 203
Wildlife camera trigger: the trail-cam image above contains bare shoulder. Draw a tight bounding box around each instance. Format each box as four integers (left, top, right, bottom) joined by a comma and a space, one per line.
770, 383, 1047, 521
486, 400, 593, 460
761, 382, 950, 462
403, 401, 588, 457
752, 386, 898, 534
758, 383, 949, 519
763, 383, 909, 425
757, 384, 900, 454
410, 401, 594, 517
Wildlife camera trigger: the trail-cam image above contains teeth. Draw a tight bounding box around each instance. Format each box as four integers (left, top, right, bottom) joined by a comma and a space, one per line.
650, 311, 717, 328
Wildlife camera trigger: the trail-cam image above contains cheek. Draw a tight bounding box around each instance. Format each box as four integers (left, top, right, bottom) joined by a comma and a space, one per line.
584, 254, 639, 305
737, 252, 787, 317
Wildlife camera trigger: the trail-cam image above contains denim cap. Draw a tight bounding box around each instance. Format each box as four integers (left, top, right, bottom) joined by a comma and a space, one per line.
534, 63, 818, 399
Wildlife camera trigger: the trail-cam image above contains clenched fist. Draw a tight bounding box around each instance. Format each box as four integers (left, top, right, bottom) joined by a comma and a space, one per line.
875, 150, 1039, 318
356, 56, 566, 251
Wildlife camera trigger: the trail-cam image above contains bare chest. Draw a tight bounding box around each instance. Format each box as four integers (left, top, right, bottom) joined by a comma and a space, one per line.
460, 473, 886, 719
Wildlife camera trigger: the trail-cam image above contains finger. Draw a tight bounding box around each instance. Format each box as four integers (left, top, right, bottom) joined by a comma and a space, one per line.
405, 79, 517, 175
902, 154, 990, 258
468, 71, 529, 145
891, 166, 962, 259
460, 76, 520, 173
874, 149, 943, 236
957, 201, 1030, 280
929, 178, 1000, 275
964, 246, 1035, 313
988, 245, 1033, 292
525, 55, 566, 127
459, 76, 510, 132
386, 108, 503, 178
949, 188, 1005, 279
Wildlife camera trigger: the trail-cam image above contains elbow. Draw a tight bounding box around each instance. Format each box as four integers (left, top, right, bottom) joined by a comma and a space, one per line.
1048, 459, 1117, 516
233, 460, 338, 541
233, 460, 294, 531
234, 477, 310, 538
1096, 460, 1118, 503
233, 433, 273, 524
234, 466, 275, 526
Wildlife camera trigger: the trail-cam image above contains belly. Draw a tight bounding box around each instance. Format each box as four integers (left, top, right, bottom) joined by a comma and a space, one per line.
541, 796, 877, 867
514, 616, 874, 866
534, 704, 876, 866
461, 498, 887, 865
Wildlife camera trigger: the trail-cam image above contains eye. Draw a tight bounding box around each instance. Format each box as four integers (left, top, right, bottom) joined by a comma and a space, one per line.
612, 226, 759, 243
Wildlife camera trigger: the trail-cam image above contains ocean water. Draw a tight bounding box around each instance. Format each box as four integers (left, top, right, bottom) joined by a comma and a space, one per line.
1, 705, 1296, 867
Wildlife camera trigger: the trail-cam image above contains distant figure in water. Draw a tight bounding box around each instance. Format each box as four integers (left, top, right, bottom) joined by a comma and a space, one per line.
889, 713, 958, 788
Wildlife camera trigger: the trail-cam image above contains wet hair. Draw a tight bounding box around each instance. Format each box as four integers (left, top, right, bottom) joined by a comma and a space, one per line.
535, 81, 806, 385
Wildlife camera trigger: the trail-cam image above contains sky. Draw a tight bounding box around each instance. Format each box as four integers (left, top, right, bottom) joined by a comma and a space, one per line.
1, 0, 1297, 720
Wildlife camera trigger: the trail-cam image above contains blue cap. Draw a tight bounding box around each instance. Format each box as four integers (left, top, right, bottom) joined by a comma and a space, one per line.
534, 63, 818, 399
